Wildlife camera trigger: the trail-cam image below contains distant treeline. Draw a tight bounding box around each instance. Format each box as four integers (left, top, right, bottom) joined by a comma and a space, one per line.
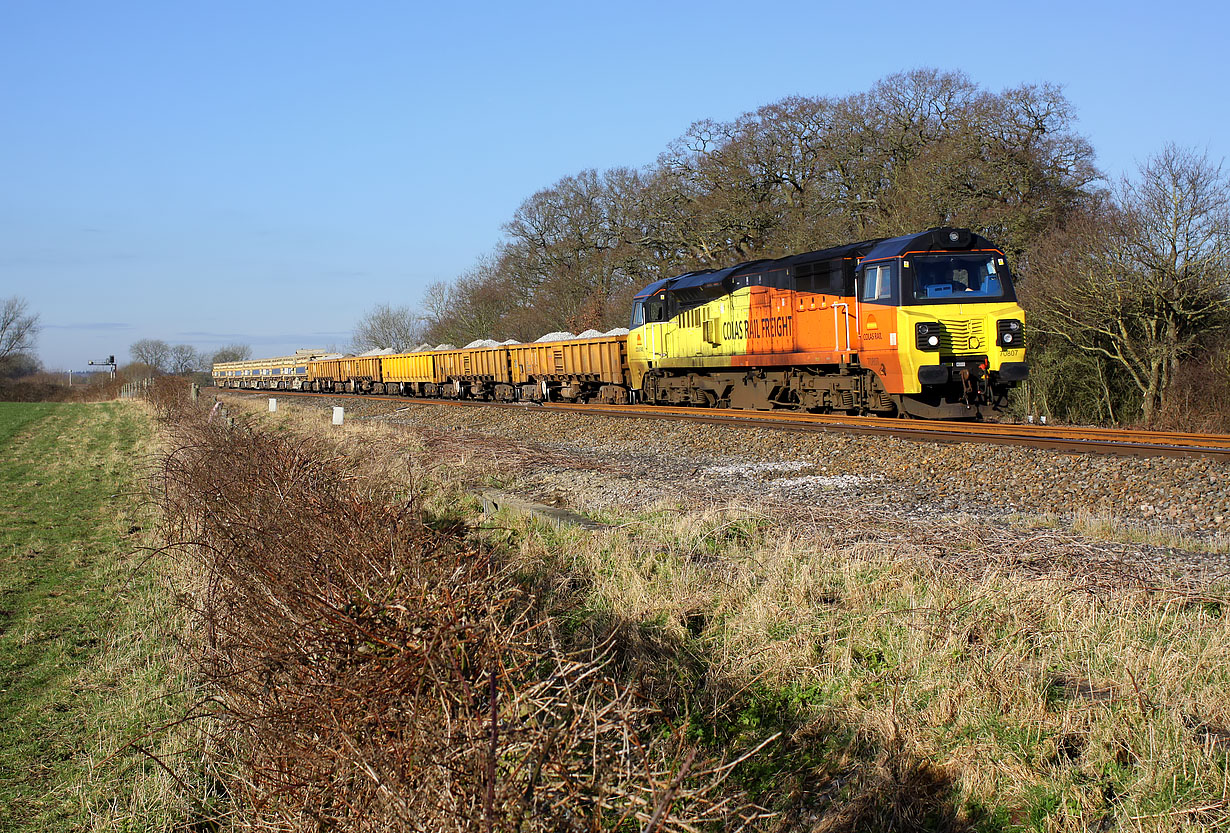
387, 69, 1230, 428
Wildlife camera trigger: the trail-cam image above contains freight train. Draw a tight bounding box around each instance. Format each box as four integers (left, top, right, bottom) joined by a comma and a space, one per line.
213, 228, 1028, 419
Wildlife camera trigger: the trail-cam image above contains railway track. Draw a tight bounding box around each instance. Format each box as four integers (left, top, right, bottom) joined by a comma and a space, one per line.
216, 388, 1230, 462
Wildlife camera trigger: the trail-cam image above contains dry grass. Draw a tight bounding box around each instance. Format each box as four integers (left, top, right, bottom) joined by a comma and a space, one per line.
1018, 508, 1230, 557
205, 392, 1230, 830
156, 389, 772, 832
506, 506, 1230, 830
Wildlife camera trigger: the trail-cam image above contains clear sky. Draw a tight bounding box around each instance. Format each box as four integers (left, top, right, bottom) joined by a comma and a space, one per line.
2, 0, 1227, 370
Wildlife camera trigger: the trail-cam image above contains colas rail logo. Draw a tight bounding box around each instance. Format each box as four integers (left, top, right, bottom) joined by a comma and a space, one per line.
723, 315, 792, 341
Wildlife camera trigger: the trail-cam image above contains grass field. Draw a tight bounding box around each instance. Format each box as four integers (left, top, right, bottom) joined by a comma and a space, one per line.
0, 401, 195, 832
21, 390, 1230, 831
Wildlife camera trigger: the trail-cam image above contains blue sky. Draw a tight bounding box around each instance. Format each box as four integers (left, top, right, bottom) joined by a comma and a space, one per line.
2, 0, 1227, 370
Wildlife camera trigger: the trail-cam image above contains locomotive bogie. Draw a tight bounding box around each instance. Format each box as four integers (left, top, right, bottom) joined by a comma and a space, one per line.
640, 365, 884, 412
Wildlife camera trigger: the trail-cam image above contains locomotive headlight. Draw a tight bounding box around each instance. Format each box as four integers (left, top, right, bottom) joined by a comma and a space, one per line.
916, 322, 942, 351
996, 319, 1024, 348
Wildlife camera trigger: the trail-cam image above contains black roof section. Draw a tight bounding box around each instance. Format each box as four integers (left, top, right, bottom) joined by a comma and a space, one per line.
632, 238, 885, 300
861, 227, 1000, 262
630, 230, 1006, 300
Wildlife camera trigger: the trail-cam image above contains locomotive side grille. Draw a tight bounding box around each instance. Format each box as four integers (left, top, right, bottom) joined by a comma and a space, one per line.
937, 319, 987, 354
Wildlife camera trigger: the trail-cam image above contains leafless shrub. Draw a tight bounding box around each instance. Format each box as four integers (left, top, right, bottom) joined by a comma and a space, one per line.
1150, 341, 1230, 433
144, 376, 203, 419
0, 373, 131, 402
0, 295, 40, 362
0, 378, 73, 402
156, 403, 766, 831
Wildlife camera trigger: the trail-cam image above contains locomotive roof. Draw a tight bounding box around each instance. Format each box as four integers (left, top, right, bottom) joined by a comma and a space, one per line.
669, 268, 730, 291
785, 238, 883, 268
860, 227, 999, 263
633, 276, 676, 300
633, 238, 884, 300
633, 230, 1002, 301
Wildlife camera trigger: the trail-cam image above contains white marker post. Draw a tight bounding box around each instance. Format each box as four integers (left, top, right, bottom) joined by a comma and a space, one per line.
332, 406, 345, 426
269, 398, 277, 412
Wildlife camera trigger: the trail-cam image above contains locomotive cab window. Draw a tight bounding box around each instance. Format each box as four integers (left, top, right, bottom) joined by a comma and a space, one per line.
861, 264, 896, 304
631, 301, 645, 327
644, 297, 667, 323
909, 254, 1012, 303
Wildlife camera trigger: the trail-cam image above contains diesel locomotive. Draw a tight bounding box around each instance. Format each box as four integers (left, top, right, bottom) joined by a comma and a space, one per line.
629, 227, 1027, 419
213, 228, 1027, 419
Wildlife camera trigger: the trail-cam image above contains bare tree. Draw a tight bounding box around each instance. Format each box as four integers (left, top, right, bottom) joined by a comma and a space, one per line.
130, 338, 171, 372
351, 303, 425, 353
1026, 145, 1230, 423
211, 344, 252, 364
168, 344, 204, 375
0, 297, 40, 362
421, 250, 566, 344
649, 70, 1096, 265
502, 169, 658, 333
0, 352, 41, 379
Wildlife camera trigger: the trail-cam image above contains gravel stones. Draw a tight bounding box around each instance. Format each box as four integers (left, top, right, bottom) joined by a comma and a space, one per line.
226, 391, 1230, 580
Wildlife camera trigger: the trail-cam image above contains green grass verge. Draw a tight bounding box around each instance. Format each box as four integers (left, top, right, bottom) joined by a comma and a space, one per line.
0, 401, 197, 832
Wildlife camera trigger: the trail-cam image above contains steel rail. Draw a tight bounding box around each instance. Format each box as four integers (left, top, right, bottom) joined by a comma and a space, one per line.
217, 388, 1230, 461
542, 402, 1230, 449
